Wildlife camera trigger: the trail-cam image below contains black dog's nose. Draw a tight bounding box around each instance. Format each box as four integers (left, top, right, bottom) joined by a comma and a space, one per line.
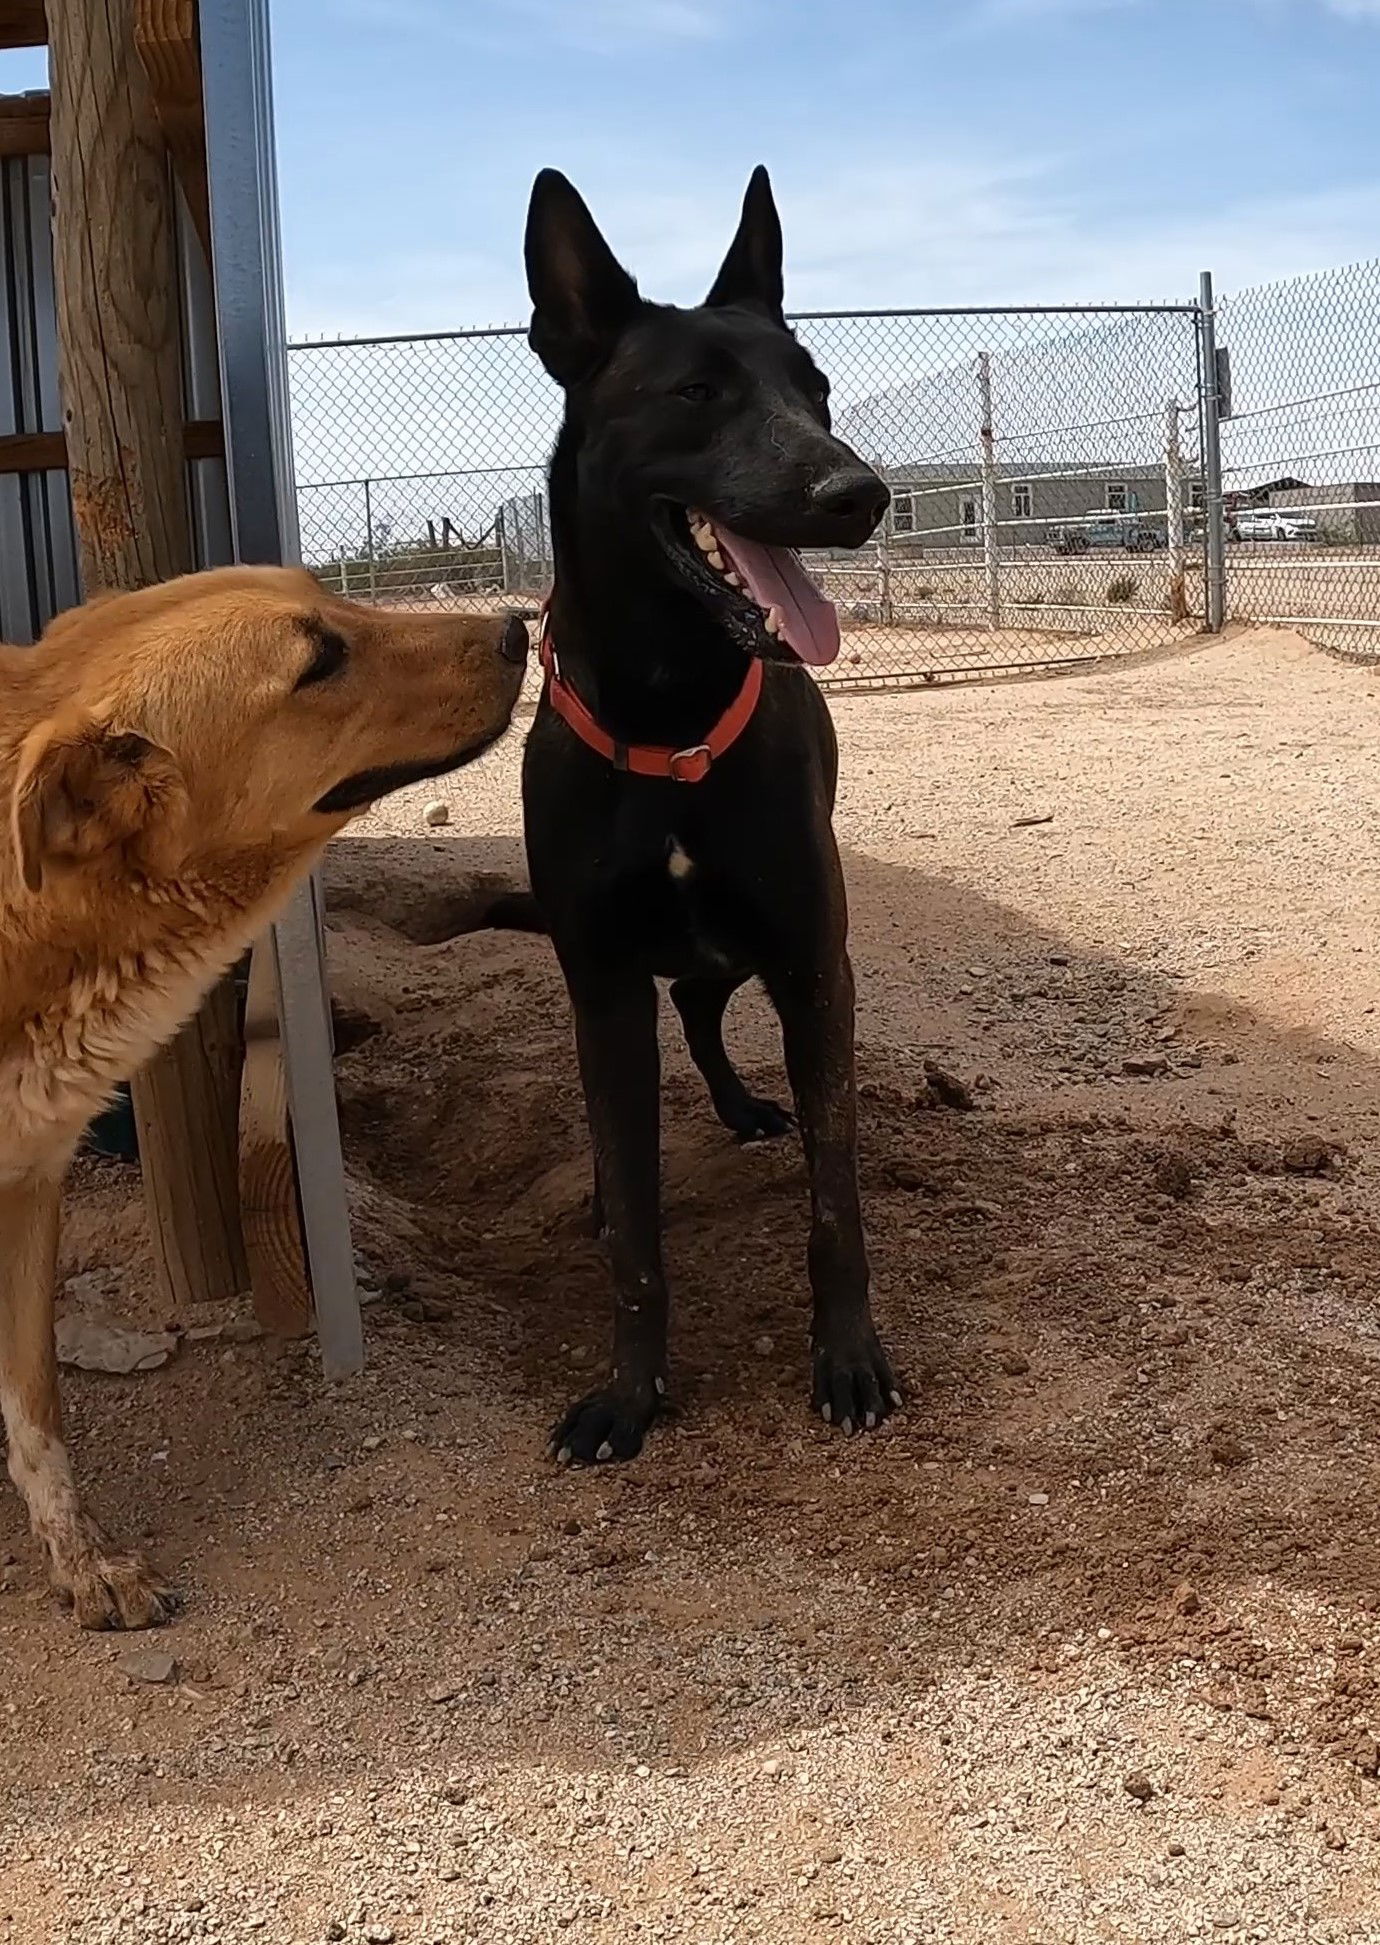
809, 467, 891, 528
499, 612, 531, 665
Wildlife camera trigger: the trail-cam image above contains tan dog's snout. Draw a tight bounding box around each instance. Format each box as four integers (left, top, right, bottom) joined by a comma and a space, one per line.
498, 612, 533, 666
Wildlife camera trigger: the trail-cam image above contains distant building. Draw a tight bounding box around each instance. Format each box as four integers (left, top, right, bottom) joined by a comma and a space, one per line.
884, 461, 1193, 550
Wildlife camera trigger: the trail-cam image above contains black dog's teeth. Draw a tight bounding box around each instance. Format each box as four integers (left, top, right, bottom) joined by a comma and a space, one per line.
686, 509, 783, 640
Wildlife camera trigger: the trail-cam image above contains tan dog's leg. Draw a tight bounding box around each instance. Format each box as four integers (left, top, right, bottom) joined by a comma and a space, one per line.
0, 1173, 176, 1629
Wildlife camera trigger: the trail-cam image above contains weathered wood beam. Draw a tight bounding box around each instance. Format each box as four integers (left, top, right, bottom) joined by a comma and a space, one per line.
46, 0, 247, 1312
133, 0, 211, 262
239, 945, 313, 1338
0, 0, 45, 49
0, 418, 223, 477
0, 89, 48, 155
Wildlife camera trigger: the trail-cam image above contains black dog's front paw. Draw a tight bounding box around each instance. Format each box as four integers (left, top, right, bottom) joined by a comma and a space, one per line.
729, 1096, 795, 1143
551, 1383, 662, 1465
811, 1330, 902, 1436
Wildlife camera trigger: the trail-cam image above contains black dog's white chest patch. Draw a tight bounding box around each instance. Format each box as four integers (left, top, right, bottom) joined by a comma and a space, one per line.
637, 835, 741, 978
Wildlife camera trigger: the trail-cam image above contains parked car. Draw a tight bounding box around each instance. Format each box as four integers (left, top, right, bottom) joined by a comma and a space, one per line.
1054, 517, 1166, 555
1231, 509, 1320, 542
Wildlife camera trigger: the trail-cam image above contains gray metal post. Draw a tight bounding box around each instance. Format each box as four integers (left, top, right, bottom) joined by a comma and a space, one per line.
875, 532, 893, 627
977, 351, 1001, 630
200, 0, 364, 1378
363, 476, 377, 601
1198, 271, 1227, 633
1165, 397, 1187, 624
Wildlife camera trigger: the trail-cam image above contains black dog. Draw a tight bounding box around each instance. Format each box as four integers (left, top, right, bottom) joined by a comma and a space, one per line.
521, 165, 899, 1464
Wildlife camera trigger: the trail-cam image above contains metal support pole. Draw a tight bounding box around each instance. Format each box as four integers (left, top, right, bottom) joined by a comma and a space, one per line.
497, 502, 512, 593
363, 475, 377, 602
201, 0, 364, 1377
1198, 271, 1227, 633
1165, 397, 1187, 624
977, 351, 1001, 630
876, 532, 893, 627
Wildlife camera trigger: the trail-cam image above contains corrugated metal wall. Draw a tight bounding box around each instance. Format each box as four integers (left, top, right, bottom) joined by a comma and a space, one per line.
0, 148, 77, 642
0, 140, 230, 644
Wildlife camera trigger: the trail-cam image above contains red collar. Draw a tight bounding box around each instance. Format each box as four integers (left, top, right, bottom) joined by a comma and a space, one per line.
538, 602, 763, 784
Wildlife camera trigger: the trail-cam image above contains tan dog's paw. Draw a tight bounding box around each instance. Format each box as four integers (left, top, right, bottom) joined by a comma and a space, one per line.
50, 1529, 178, 1630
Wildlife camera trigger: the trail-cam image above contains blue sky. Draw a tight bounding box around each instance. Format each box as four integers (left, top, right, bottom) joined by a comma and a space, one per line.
3, 0, 1378, 335
261, 0, 1380, 333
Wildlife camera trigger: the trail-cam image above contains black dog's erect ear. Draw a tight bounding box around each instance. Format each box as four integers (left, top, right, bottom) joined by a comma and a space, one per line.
525, 169, 643, 386
704, 165, 785, 323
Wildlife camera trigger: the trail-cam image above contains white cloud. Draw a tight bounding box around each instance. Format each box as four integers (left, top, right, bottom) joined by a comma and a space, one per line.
519, 0, 726, 37
979, 0, 1380, 20
322, 0, 730, 51
973, 0, 1135, 19
1243, 0, 1380, 16
285, 158, 1380, 340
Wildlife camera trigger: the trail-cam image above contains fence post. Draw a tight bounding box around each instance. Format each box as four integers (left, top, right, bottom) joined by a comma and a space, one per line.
875, 532, 893, 626
496, 502, 512, 592
977, 350, 1001, 630
1198, 271, 1227, 632
363, 475, 377, 601
535, 487, 551, 591
1165, 397, 1188, 623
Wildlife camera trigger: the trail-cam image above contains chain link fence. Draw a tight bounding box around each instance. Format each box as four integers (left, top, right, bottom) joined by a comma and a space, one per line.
288, 305, 1207, 688
288, 268, 1380, 687
800, 307, 1205, 684
1216, 259, 1380, 657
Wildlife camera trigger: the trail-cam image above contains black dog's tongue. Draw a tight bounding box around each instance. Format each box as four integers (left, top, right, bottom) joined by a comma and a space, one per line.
713, 528, 842, 666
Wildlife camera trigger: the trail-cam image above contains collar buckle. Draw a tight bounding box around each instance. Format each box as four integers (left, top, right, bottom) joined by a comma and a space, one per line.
668, 744, 712, 784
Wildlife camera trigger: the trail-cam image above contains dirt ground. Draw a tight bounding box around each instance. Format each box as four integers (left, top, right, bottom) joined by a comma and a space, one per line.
7, 624, 1380, 1943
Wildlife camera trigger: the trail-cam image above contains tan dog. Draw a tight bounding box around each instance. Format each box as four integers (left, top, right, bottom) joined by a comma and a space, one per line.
0, 565, 526, 1628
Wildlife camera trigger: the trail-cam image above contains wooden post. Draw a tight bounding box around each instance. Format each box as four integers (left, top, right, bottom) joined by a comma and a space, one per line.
133, 0, 212, 262
239, 945, 312, 1337
47, 0, 248, 1310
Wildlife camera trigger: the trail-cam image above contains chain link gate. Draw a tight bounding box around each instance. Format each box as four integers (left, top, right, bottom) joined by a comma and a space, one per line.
1213, 258, 1380, 659
287, 302, 1210, 689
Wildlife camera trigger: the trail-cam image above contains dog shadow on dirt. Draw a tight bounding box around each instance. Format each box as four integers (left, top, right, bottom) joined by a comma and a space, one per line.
7, 825, 1380, 1796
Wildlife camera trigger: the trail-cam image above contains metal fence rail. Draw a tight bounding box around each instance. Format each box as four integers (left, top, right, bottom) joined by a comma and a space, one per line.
288, 303, 1208, 687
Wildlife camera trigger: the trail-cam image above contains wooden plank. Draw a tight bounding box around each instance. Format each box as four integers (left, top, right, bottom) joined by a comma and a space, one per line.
133, 0, 210, 262
47, 0, 247, 1313
0, 0, 45, 48
239, 943, 312, 1337
0, 418, 223, 476
0, 90, 49, 155
0, 430, 62, 473
183, 417, 223, 460
129, 976, 248, 1305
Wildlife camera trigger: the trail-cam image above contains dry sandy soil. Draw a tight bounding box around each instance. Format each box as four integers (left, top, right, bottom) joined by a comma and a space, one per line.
7, 625, 1380, 1944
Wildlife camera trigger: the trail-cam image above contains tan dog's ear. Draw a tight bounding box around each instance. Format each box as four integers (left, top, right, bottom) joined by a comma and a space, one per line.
11, 719, 190, 894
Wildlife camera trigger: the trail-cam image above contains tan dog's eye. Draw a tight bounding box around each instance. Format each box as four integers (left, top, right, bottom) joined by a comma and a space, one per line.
295, 625, 349, 690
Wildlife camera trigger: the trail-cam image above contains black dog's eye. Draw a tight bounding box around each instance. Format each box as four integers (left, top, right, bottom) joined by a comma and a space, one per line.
676, 381, 718, 404
809, 382, 830, 407
296, 625, 349, 689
